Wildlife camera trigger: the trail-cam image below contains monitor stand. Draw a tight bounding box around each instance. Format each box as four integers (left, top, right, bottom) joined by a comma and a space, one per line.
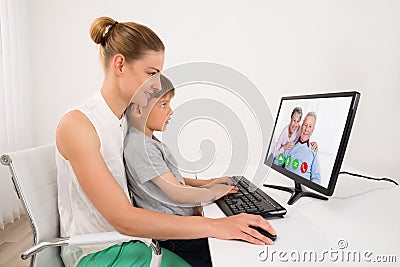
264, 182, 328, 205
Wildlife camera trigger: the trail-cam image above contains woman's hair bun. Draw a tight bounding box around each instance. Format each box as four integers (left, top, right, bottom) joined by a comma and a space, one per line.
90, 16, 116, 44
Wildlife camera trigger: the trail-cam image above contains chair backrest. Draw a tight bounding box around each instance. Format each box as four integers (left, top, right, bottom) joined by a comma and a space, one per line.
1, 144, 64, 267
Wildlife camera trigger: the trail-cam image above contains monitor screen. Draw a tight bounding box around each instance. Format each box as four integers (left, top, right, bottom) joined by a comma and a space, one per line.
264, 91, 360, 197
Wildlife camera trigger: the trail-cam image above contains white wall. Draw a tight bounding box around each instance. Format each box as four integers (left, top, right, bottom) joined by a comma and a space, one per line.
29, 0, 400, 179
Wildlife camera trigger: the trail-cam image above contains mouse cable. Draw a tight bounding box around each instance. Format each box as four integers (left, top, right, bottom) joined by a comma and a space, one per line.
339, 171, 398, 186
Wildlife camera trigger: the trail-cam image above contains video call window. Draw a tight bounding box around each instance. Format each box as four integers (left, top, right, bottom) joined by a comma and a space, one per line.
267, 97, 353, 188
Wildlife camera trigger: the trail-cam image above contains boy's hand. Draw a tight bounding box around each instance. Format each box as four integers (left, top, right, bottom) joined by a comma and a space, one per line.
226, 185, 239, 195
215, 177, 238, 194
203, 176, 233, 188
210, 184, 238, 199
214, 176, 233, 185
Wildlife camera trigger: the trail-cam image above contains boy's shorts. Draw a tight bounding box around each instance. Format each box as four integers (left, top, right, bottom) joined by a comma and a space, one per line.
77, 240, 191, 267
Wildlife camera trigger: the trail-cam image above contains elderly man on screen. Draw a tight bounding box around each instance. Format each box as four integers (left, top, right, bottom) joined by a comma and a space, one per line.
274, 112, 321, 184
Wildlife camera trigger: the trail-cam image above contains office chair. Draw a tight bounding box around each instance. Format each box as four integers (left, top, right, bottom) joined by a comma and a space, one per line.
1, 144, 162, 267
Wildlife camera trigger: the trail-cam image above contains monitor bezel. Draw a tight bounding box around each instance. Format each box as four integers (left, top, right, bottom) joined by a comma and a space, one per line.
265, 91, 360, 196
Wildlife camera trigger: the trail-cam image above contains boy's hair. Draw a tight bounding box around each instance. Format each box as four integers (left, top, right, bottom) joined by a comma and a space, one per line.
125, 74, 175, 124
154, 74, 175, 99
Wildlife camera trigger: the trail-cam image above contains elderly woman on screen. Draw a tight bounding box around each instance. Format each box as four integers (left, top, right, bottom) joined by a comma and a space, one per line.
273, 107, 318, 158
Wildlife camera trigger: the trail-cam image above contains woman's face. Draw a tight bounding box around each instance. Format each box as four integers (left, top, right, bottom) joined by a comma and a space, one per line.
122, 50, 165, 107
289, 113, 301, 134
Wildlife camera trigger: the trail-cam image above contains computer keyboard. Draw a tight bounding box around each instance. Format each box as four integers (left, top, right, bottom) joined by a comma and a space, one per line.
215, 176, 287, 218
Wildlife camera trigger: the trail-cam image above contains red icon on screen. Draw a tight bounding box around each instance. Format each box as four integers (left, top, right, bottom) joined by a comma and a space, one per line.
300, 162, 308, 173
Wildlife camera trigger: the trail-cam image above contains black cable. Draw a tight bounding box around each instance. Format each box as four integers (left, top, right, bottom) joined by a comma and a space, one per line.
339, 171, 398, 186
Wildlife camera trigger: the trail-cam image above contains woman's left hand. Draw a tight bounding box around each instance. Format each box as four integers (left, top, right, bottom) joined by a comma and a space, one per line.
310, 141, 319, 152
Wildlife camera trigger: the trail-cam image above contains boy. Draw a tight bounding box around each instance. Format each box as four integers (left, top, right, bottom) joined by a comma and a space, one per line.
124, 74, 236, 267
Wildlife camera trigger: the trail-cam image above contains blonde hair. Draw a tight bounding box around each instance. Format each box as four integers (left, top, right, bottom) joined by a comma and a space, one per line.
153, 74, 175, 99
90, 16, 164, 69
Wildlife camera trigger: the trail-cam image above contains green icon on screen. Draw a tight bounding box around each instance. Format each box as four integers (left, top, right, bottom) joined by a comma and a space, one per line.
285, 156, 291, 167
292, 159, 299, 170
278, 153, 285, 164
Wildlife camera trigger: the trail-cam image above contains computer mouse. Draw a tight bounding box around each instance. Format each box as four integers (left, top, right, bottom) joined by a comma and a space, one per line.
249, 226, 277, 241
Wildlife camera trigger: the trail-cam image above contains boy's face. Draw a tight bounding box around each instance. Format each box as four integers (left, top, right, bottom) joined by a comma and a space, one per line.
146, 94, 173, 132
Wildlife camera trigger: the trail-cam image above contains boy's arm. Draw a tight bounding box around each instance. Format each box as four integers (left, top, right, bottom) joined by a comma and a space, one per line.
184, 176, 233, 188
124, 138, 235, 204
152, 172, 235, 204
183, 177, 217, 187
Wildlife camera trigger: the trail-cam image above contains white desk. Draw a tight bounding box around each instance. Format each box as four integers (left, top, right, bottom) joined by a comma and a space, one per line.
203, 166, 400, 266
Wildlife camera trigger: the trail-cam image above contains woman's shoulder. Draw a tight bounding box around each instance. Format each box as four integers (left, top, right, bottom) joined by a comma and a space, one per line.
57, 110, 94, 134
56, 110, 100, 159
57, 92, 100, 130
279, 125, 289, 136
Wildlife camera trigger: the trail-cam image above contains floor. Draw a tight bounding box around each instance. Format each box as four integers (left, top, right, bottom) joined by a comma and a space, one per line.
0, 215, 32, 267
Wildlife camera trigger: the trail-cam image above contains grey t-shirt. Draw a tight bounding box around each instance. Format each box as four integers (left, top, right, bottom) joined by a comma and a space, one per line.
124, 127, 195, 216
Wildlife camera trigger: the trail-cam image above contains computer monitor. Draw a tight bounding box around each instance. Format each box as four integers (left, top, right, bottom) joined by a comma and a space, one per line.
264, 91, 360, 205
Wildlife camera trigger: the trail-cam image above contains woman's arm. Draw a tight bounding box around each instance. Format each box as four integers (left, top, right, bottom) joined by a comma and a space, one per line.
56, 110, 275, 245
273, 126, 288, 157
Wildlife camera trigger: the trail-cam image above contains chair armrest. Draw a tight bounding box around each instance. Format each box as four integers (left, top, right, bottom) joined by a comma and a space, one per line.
70, 231, 150, 246
21, 232, 161, 260
69, 231, 161, 255
21, 237, 69, 260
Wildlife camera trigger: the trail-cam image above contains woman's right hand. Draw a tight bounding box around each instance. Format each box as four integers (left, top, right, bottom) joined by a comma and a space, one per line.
283, 142, 294, 150
209, 213, 276, 245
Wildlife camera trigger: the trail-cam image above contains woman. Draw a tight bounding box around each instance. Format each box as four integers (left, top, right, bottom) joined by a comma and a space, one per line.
273, 107, 303, 158
273, 107, 317, 159
56, 16, 276, 267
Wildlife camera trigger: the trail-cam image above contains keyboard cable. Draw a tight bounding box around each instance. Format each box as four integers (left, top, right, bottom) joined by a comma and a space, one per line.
339, 171, 398, 186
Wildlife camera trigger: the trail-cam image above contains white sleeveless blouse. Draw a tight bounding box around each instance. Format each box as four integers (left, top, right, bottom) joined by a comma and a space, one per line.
56, 92, 129, 267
